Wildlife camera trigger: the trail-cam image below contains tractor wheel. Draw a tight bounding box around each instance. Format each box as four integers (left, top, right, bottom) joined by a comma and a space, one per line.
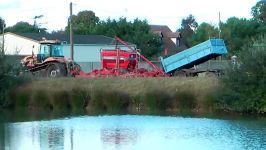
46, 63, 66, 77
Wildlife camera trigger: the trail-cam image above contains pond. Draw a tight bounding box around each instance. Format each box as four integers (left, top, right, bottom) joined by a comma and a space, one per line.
0, 114, 266, 150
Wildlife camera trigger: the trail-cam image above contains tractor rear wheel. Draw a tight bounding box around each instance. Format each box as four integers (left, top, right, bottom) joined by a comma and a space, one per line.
46, 63, 67, 77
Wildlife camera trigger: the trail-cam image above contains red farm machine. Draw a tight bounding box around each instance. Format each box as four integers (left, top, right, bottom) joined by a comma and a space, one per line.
76, 37, 166, 77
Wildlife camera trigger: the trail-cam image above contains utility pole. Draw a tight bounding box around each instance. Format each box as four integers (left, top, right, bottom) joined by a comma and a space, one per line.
70, 2, 74, 60
218, 12, 222, 61
2, 21, 5, 55
218, 12, 221, 39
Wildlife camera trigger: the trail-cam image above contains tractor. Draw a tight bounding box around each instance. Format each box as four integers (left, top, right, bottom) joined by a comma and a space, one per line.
21, 40, 75, 77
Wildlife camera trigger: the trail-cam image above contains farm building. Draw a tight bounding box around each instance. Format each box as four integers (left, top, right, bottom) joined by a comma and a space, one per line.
0, 32, 136, 71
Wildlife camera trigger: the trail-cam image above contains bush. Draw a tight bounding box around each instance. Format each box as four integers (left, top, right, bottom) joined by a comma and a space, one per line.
89, 88, 130, 113
141, 88, 172, 113
71, 88, 90, 111
0, 55, 24, 108
31, 90, 51, 110
51, 91, 71, 110
174, 90, 196, 111
218, 35, 266, 113
14, 89, 30, 109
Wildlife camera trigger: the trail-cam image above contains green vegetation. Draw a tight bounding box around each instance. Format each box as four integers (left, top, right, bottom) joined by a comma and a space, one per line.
0, 54, 25, 107
216, 36, 266, 114
5, 21, 46, 33
251, 0, 266, 23
0, 1, 265, 116
65, 11, 162, 58
178, 14, 198, 47
178, 1, 266, 56
7, 77, 218, 114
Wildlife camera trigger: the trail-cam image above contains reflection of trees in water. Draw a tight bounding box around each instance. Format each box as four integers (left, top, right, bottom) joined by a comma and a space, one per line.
101, 128, 138, 146
0, 124, 4, 150
39, 126, 64, 150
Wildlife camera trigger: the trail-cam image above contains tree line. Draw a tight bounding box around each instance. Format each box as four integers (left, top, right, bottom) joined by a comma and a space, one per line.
1, 1, 266, 57
179, 0, 266, 55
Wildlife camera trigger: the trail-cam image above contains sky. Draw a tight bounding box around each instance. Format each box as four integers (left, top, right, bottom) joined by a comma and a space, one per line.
0, 0, 258, 32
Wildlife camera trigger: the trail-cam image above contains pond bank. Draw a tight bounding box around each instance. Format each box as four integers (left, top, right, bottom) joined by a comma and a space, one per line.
6, 77, 219, 114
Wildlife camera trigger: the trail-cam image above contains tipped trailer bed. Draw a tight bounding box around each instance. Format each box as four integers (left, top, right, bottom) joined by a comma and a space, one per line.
160, 39, 228, 74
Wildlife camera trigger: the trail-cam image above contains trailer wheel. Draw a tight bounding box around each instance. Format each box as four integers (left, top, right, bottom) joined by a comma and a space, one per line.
174, 70, 187, 77
46, 63, 66, 77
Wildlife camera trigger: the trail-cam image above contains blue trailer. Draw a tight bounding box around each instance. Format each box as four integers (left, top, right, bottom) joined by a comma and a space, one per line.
160, 39, 228, 74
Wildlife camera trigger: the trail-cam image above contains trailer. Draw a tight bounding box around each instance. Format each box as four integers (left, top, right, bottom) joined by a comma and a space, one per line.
160, 39, 228, 75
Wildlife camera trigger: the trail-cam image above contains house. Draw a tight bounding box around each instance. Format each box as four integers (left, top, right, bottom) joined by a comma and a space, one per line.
150, 25, 187, 56
0, 32, 136, 71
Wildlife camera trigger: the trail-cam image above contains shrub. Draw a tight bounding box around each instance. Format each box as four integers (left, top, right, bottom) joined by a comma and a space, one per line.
52, 91, 71, 110
71, 88, 90, 111
89, 88, 130, 113
174, 90, 196, 111
31, 90, 51, 110
89, 88, 106, 112
14, 90, 30, 109
141, 88, 172, 113
0, 55, 25, 108
103, 90, 129, 113
218, 35, 266, 113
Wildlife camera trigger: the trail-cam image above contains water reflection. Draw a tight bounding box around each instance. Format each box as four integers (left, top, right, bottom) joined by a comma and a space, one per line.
1, 115, 266, 150
101, 128, 137, 146
39, 126, 64, 150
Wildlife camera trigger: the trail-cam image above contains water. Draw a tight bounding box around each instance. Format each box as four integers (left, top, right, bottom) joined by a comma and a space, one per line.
0, 115, 266, 150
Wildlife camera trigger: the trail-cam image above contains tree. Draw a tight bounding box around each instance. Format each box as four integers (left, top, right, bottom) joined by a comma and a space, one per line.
190, 22, 219, 46
220, 17, 263, 55
95, 18, 162, 57
66, 10, 99, 34
65, 10, 162, 58
218, 35, 266, 113
177, 14, 198, 47
252, 0, 266, 23
0, 17, 5, 34
5, 21, 46, 33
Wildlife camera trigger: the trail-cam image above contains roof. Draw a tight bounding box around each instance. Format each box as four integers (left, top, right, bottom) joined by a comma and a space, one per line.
9, 32, 128, 45
150, 25, 185, 55
166, 32, 180, 38
150, 25, 180, 38
150, 25, 172, 33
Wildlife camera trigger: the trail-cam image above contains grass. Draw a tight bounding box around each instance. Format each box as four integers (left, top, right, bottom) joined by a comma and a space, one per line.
8, 77, 219, 114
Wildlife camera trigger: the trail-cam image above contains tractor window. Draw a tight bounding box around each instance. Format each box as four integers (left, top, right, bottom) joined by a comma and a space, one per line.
51, 45, 64, 57
40, 45, 50, 57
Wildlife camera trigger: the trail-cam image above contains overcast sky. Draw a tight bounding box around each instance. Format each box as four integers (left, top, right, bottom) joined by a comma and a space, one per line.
0, 0, 258, 32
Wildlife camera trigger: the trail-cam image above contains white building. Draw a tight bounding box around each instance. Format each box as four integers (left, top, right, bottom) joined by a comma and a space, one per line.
0, 32, 40, 55
0, 32, 136, 71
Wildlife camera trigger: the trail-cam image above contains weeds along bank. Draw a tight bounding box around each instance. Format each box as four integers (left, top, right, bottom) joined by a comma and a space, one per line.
7, 77, 219, 114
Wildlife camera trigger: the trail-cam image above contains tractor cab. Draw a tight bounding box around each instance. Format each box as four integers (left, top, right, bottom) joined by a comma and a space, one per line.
37, 40, 64, 63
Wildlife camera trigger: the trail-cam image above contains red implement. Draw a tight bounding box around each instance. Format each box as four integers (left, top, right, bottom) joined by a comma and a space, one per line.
74, 37, 168, 78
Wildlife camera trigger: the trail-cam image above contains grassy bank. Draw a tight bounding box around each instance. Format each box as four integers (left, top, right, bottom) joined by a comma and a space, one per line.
7, 77, 219, 114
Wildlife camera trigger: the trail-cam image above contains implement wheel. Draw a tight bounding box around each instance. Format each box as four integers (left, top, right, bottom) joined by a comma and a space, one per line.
46, 63, 66, 77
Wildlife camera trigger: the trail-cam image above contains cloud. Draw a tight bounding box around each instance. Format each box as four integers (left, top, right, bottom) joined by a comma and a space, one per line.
0, 0, 20, 9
